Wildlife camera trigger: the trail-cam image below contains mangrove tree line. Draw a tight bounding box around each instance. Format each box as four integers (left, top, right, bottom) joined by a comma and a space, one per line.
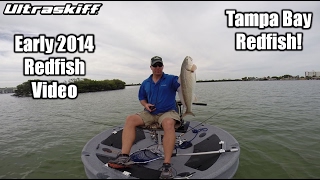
13, 78, 126, 97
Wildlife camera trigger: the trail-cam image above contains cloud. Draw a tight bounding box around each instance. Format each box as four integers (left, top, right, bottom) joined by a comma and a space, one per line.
0, 1, 320, 87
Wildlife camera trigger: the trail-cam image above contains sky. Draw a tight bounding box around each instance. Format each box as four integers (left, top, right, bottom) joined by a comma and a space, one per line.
0, 1, 320, 88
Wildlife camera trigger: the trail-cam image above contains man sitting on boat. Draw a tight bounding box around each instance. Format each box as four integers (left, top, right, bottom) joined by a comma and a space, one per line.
108, 56, 181, 179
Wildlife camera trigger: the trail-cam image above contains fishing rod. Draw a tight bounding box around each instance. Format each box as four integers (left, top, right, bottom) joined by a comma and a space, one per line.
178, 102, 235, 138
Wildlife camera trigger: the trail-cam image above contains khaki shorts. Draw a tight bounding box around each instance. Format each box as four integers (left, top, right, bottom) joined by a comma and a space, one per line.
137, 110, 181, 129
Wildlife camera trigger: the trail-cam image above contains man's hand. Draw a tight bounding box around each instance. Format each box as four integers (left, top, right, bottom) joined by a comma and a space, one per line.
145, 104, 156, 112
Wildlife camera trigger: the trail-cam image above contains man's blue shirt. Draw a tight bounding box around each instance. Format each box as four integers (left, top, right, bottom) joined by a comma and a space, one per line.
138, 73, 180, 114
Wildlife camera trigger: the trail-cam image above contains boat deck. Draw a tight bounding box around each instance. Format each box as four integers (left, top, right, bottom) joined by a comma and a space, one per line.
81, 121, 240, 179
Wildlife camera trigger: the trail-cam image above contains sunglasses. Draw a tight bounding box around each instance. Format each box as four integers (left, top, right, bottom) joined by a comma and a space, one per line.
152, 63, 163, 67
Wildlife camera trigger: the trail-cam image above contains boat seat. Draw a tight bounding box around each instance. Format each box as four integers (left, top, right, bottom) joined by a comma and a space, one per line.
139, 101, 189, 132
141, 119, 190, 133
138, 101, 190, 145
138, 100, 207, 133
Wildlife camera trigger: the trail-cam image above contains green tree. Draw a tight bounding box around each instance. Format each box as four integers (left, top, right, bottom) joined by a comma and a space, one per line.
242, 77, 248, 81
14, 79, 42, 97
13, 78, 126, 97
283, 74, 292, 78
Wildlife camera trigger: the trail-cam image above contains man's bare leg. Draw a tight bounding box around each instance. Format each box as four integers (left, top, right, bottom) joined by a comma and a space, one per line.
121, 114, 144, 155
161, 118, 176, 163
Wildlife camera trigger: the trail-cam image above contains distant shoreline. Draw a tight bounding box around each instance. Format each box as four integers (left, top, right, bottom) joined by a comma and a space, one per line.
1, 78, 319, 89
125, 78, 320, 86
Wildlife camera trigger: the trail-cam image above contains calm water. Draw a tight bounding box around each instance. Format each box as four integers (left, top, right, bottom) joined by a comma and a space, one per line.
0, 81, 320, 179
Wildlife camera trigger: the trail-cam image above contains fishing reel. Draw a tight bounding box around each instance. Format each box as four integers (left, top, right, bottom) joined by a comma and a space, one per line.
176, 136, 193, 149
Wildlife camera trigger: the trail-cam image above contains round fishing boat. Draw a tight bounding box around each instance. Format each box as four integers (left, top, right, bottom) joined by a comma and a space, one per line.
81, 118, 240, 179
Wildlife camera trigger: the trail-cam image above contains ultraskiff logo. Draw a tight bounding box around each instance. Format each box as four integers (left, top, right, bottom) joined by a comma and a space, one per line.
3, 3, 103, 15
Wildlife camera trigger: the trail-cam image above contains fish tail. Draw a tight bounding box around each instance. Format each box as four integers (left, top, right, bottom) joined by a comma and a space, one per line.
182, 112, 195, 118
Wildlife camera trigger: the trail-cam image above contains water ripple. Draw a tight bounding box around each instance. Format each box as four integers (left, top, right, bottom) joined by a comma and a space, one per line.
1, 81, 320, 178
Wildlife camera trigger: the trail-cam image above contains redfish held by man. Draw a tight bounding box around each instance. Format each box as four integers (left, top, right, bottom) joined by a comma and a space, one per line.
177, 56, 197, 118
